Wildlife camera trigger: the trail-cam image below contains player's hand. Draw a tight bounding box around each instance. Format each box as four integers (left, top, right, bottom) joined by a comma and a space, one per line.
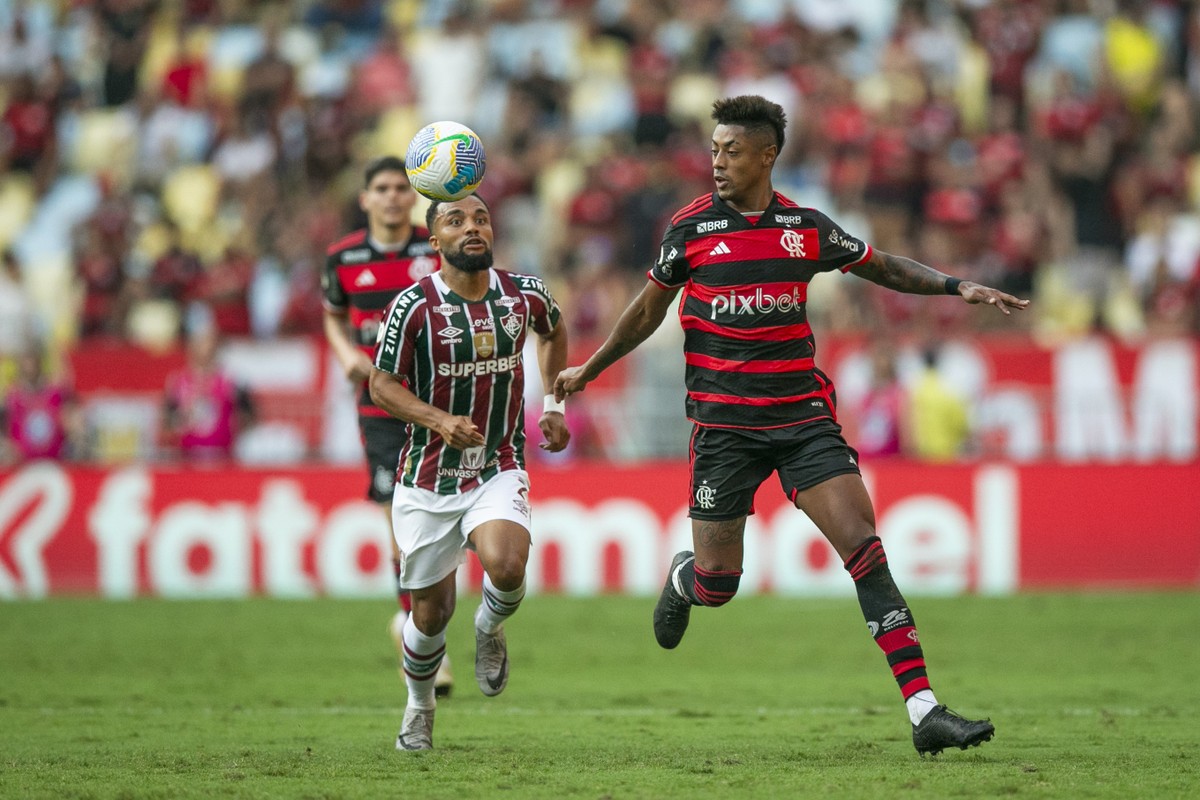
438, 415, 485, 449
538, 410, 570, 452
959, 283, 1030, 315
345, 352, 374, 383
554, 366, 589, 401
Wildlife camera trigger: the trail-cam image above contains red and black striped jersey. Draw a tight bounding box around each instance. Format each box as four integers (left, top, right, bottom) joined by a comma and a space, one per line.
649, 191, 872, 430
322, 227, 438, 415
373, 268, 561, 494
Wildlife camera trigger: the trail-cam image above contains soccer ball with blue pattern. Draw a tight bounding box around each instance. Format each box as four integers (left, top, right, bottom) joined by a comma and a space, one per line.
404, 121, 487, 202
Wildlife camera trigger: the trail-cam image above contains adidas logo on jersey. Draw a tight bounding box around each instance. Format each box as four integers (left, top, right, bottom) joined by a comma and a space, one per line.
709, 241, 732, 256
354, 270, 377, 287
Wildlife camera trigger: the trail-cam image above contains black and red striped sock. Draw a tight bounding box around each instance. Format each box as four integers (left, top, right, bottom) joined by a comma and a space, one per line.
693, 565, 741, 607
844, 536, 931, 700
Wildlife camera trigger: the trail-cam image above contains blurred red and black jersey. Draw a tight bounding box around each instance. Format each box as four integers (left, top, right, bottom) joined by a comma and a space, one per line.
649, 191, 872, 430
322, 228, 437, 415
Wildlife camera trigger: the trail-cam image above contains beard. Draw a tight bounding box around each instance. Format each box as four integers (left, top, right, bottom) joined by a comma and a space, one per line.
443, 246, 493, 273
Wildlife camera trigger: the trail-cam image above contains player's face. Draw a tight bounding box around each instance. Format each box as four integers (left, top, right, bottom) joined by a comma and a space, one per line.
360, 170, 416, 231
711, 124, 777, 207
430, 196, 494, 273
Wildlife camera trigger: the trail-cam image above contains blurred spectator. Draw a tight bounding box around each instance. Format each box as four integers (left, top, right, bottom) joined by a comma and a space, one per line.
0, 250, 38, 390
160, 328, 254, 461
1, 344, 81, 464
907, 346, 971, 462
97, 0, 155, 107
189, 246, 254, 337
1, 73, 57, 191
853, 345, 905, 460
347, 24, 415, 119
75, 224, 129, 338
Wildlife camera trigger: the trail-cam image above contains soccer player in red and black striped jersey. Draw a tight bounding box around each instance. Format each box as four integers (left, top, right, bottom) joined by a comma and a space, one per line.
322, 156, 451, 697
370, 194, 570, 750
556, 95, 1028, 757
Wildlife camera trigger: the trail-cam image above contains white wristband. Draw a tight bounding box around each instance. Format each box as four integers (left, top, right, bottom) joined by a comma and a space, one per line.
543, 394, 565, 415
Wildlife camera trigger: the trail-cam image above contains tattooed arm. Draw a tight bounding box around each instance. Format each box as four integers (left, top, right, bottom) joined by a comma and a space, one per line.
850, 249, 1031, 315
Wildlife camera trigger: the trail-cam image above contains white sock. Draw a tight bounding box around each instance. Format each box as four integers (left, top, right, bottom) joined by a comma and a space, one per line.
475, 574, 525, 634
906, 689, 939, 725
402, 616, 445, 711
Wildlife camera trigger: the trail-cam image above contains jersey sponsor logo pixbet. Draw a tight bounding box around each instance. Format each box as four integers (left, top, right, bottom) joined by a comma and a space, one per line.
709, 287, 804, 319
436, 353, 522, 377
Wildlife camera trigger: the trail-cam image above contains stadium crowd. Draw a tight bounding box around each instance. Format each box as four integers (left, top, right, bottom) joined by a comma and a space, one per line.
1, 0, 1199, 463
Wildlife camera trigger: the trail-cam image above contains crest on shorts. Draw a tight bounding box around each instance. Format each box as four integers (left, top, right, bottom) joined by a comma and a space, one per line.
500, 313, 523, 340
473, 331, 495, 357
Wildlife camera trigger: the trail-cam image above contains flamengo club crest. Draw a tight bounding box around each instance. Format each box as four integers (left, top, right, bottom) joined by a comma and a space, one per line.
780, 229, 807, 258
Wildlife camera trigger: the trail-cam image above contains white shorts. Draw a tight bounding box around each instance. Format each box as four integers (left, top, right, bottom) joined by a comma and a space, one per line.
391, 469, 532, 590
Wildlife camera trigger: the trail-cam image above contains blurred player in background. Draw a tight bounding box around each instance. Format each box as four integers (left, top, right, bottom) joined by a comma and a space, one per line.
322, 156, 453, 697
556, 95, 1029, 757
370, 194, 570, 750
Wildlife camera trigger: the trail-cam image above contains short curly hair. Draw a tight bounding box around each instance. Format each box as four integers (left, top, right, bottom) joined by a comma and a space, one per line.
425, 193, 490, 233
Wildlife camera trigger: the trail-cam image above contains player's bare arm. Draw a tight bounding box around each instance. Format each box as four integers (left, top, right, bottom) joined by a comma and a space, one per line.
851, 250, 1030, 314
369, 368, 484, 450
323, 309, 374, 382
555, 281, 681, 399
535, 322, 571, 452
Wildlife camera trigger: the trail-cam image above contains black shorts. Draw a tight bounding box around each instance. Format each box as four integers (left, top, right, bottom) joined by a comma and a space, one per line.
359, 414, 409, 503
688, 419, 861, 521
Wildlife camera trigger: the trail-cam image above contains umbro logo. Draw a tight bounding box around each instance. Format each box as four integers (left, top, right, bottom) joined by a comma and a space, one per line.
354, 270, 377, 287
709, 241, 732, 256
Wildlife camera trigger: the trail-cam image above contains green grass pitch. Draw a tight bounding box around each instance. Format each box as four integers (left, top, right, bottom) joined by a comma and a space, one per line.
2, 593, 1197, 799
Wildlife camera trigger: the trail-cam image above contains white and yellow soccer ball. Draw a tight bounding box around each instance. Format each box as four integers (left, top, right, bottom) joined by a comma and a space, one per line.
404, 121, 487, 202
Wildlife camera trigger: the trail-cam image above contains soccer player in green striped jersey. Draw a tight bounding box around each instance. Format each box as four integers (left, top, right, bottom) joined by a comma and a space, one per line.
370, 194, 570, 750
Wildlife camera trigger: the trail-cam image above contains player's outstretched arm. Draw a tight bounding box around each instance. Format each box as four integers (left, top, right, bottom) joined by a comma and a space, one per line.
554, 280, 681, 400
850, 249, 1030, 315
535, 321, 571, 452
368, 368, 484, 450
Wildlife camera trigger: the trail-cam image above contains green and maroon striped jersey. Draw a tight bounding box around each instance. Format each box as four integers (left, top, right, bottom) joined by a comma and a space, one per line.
374, 268, 561, 494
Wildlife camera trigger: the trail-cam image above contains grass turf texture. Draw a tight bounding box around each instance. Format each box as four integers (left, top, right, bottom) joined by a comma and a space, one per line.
1, 594, 1197, 799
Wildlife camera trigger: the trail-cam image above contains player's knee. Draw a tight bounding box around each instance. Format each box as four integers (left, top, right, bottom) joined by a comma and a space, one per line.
485, 558, 527, 593
693, 566, 742, 607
